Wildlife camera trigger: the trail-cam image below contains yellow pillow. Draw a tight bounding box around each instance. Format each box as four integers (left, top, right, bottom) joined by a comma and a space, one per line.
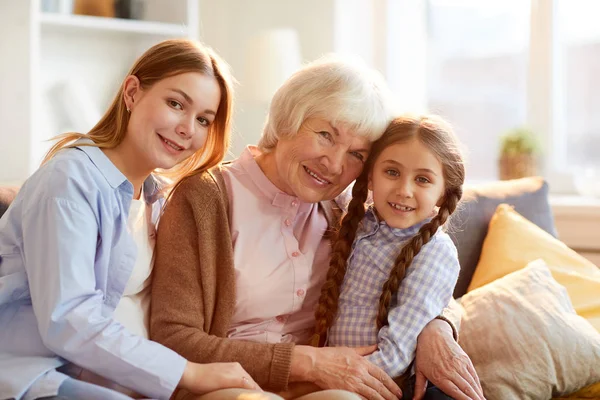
468, 204, 600, 332
555, 382, 600, 399
469, 204, 600, 398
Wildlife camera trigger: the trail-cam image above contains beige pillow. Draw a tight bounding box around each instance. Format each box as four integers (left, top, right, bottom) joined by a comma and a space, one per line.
458, 260, 600, 400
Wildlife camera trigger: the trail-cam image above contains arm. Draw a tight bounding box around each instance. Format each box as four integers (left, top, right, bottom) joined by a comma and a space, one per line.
366, 235, 460, 378
411, 242, 484, 400
22, 195, 186, 400
150, 174, 294, 392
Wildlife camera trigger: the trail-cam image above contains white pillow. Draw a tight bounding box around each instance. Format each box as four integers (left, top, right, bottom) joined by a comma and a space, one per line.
458, 259, 600, 400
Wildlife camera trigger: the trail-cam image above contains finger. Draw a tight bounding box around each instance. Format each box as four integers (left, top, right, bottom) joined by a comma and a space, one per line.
362, 374, 397, 400
241, 374, 262, 392
466, 362, 484, 398
356, 383, 385, 400
366, 365, 402, 399
438, 380, 473, 400
452, 373, 484, 400
353, 344, 378, 356
412, 372, 427, 400
452, 362, 483, 400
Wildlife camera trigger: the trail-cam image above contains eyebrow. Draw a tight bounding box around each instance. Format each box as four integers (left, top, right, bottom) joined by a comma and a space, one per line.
382, 159, 438, 176
325, 122, 369, 153
169, 88, 216, 116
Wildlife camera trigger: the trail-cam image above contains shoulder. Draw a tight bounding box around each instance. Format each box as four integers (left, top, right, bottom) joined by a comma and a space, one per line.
165, 170, 229, 220
411, 230, 459, 273
20, 148, 108, 210
427, 230, 458, 254
170, 170, 224, 201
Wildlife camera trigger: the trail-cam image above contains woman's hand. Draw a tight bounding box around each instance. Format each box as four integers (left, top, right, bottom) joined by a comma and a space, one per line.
413, 320, 484, 400
179, 361, 262, 395
290, 345, 402, 400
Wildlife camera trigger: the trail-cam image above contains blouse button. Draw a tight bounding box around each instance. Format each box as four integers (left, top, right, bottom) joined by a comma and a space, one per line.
276, 315, 287, 323
291, 200, 298, 207
284, 218, 292, 227
292, 251, 300, 257
296, 289, 305, 297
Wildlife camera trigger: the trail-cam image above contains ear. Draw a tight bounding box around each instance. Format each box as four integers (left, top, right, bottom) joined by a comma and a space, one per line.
123, 75, 142, 112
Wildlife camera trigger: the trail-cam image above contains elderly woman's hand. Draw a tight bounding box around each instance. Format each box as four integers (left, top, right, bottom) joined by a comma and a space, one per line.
413, 320, 485, 400
291, 345, 402, 400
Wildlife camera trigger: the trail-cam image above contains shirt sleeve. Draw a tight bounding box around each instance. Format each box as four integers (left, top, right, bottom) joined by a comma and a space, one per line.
21, 195, 186, 400
366, 234, 460, 378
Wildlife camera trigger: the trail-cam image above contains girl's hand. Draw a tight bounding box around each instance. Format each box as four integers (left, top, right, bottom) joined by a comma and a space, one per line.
290, 345, 402, 400
179, 361, 262, 395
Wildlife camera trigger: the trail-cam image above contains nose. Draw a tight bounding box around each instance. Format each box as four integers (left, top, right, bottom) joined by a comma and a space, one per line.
176, 116, 195, 139
396, 178, 414, 199
321, 146, 345, 175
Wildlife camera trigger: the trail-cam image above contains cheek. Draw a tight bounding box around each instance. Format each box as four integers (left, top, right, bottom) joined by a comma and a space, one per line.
191, 129, 209, 151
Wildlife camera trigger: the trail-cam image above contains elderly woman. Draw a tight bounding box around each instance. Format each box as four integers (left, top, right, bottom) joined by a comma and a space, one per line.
150, 56, 483, 400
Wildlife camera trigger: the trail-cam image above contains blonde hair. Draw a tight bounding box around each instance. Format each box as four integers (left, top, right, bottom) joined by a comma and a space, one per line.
258, 54, 396, 151
43, 39, 234, 185
311, 115, 465, 346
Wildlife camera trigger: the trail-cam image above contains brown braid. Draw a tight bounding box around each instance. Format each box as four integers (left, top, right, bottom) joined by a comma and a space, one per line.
376, 186, 463, 329
310, 167, 371, 346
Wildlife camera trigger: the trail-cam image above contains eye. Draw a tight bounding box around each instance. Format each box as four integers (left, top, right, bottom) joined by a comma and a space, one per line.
416, 176, 431, 184
197, 116, 210, 127
317, 131, 334, 143
350, 151, 365, 162
385, 169, 399, 177
168, 100, 183, 110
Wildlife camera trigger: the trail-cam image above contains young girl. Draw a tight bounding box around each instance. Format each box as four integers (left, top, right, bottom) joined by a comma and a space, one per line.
312, 115, 464, 399
0, 39, 262, 400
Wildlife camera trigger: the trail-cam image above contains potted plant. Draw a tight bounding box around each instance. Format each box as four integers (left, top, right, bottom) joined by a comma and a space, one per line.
498, 127, 540, 180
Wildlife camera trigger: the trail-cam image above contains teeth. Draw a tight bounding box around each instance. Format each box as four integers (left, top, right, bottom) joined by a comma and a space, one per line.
163, 138, 182, 151
390, 203, 414, 211
305, 167, 329, 184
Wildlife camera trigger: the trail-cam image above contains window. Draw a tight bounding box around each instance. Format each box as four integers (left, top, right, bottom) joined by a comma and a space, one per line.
425, 0, 531, 182
559, 0, 600, 171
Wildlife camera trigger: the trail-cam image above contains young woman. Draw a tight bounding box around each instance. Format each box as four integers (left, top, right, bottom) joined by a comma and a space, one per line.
0, 39, 259, 400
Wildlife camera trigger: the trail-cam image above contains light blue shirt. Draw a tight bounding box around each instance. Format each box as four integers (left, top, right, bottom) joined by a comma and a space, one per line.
0, 142, 186, 400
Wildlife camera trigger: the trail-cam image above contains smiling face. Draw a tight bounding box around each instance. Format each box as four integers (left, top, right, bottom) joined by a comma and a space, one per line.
258, 118, 372, 203
368, 138, 446, 229
122, 71, 221, 172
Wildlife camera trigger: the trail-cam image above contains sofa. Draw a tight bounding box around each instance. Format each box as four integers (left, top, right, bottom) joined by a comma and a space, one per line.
0, 177, 558, 292
1, 177, 599, 399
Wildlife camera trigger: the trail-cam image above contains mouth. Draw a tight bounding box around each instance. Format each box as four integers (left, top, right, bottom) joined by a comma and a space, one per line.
303, 166, 332, 186
157, 134, 185, 153
389, 202, 415, 212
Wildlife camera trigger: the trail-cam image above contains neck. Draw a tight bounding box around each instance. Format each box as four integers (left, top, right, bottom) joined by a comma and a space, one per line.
102, 143, 152, 200
254, 149, 294, 195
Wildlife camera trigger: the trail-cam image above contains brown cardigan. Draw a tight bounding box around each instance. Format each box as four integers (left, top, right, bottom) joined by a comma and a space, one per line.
150, 168, 340, 394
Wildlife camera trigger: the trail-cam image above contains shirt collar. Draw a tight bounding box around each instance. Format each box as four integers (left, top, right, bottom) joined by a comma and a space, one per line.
364, 205, 431, 239
238, 145, 308, 209
76, 139, 128, 189
75, 138, 163, 204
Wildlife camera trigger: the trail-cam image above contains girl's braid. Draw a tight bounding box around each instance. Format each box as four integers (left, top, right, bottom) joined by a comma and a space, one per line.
376, 186, 462, 329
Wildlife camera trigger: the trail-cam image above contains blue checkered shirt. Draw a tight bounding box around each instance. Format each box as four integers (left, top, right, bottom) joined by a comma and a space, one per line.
328, 207, 460, 378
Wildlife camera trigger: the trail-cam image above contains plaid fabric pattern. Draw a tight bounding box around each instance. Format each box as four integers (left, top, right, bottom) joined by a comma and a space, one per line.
328, 207, 460, 377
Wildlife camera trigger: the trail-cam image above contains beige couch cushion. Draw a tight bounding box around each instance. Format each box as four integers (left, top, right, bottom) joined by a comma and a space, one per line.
458, 260, 600, 400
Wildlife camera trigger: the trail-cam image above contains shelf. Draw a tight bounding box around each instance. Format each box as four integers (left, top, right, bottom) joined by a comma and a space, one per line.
40, 13, 189, 37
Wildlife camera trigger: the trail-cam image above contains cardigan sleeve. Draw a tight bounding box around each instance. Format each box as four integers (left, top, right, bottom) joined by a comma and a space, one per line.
150, 172, 295, 392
